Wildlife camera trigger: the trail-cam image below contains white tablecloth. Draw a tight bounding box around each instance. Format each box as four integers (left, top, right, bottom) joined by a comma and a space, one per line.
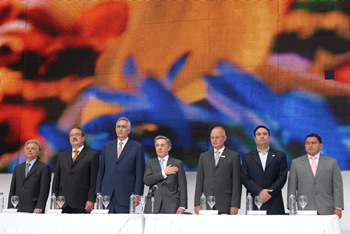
0, 213, 144, 234
144, 214, 341, 234
0, 213, 341, 234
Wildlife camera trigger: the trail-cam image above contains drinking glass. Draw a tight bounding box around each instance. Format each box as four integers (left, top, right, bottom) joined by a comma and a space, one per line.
298, 195, 308, 210
11, 196, 19, 209
207, 196, 216, 210
139, 196, 146, 214
57, 196, 65, 209
102, 196, 110, 209
254, 196, 263, 211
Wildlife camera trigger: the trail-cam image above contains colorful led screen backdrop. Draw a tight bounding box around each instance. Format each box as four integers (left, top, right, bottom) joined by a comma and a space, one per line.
0, 0, 349, 172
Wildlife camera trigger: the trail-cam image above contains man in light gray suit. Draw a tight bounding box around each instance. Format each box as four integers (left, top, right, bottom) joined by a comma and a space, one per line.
288, 133, 344, 218
194, 126, 241, 214
144, 135, 187, 214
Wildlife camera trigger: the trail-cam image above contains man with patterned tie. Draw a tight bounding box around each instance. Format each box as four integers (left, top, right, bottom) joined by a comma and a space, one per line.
96, 117, 145, 213
194, 126, 241, 214
52, 127, 99, 213
8, 140, 51, 213
144, 135, 187, 214
241, 125, 288, 214
288, 133, 344, 218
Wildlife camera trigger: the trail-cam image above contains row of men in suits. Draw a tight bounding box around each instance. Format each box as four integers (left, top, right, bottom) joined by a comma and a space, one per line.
8, 118, 344, 218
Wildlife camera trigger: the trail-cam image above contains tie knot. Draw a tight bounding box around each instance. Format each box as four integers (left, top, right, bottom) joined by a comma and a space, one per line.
119, 142, 123, 146
74, 150, 79, 154
311, 156, 316, 161
26, 163, 30, 167
215, 151, 220, 156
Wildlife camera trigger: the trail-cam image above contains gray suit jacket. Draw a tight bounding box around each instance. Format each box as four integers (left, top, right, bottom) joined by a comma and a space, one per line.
288, 154, 344, 215
9, 160, 51, 212
194, 148, 241, 214
144, 157, 187, 214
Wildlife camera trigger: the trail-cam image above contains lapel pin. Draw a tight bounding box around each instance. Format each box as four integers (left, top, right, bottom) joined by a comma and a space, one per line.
272, 154, 275, 157
221, 155, 225, 158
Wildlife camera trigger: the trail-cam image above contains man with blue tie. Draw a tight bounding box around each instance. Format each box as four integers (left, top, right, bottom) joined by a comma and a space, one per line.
96, 117, 145, 213
8, 140, 51, 213
143, 135, 187, 214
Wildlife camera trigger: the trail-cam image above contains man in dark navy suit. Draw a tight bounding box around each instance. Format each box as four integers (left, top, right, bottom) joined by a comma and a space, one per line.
96, 117, 145, 213
241, 125, 288, 214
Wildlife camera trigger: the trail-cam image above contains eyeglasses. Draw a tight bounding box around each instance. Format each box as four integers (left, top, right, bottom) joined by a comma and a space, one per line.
69, 133, 82, 138
210, 136, 225, 140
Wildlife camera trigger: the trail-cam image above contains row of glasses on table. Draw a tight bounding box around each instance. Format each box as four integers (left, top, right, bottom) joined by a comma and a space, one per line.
254, 195, 308, 210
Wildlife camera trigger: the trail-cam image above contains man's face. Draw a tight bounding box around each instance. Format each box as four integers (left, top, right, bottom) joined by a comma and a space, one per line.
69, 128, 85, 149
115, 120, 131, 141
254, 127, 270, 146
305, 136, 323, 156
155, 139, 171, 159
25, 143, 40, 162
210, 128, 227, 150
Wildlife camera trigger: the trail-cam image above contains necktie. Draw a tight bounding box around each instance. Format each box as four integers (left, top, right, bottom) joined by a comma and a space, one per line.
311, 156, 317, 176
25, 163, 30, 177
215, 151, 220, 166
73, 149, 79, 161
118, 142, 123, 158
160, 159, 165, 170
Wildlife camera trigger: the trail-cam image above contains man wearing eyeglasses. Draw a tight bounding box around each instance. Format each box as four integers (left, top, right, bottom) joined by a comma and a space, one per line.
52, 127, 99, 213
194, 126, 241, 214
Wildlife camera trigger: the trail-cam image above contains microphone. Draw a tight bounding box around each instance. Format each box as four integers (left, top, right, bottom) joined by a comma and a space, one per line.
147, 185, 158, 198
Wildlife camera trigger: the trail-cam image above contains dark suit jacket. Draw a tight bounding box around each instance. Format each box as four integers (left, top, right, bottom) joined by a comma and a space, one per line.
143, 157, 187, 214
241, 148, 288, 214
52, 146, 99, 209
288, 154, 344, 215
96, 138, 145, 208
8, 160, 51, 212
195, 148, 241, 214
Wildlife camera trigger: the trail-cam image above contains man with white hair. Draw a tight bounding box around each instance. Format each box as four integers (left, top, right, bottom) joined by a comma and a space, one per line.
8, 140, 51, 213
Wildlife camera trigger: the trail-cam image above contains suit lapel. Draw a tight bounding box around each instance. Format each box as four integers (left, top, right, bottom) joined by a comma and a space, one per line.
208, 150, 216, 169
216, 149, 227, 168
65, 150, 73, 166
25, 160, 38, 180
251, 150, 263, 170
315, 154, 327, 179
265, 149, 275, 170
72, 147, 87, 164
300, 155, 315, 179
117, 139, 131, 163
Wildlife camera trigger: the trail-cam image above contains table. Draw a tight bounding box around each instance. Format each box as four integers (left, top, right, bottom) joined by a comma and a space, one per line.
0, 213, 144, 234
144, 214, 341, 234
0, 213, 341, 234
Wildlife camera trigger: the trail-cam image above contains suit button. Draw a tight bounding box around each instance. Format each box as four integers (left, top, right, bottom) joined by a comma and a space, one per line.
22, 188, 24, 190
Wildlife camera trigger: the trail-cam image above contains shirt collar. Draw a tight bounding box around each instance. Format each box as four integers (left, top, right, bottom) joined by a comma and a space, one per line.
214, 146, 225, 155
118, 137, 129, 145
257, 147, 270, 154
158, 155, 169, 162
26, 158, 37, 166
73, 145, 84, 152
308, 152, 320, 159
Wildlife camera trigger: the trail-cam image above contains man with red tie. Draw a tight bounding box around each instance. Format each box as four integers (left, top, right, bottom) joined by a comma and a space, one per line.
96, 117, 145, 213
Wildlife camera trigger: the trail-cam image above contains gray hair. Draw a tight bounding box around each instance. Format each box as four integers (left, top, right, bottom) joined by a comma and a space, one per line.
24, 140, 41, 154
116, 117, 131, 129
211, 126, 226, 136
154, 135, 172, 147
